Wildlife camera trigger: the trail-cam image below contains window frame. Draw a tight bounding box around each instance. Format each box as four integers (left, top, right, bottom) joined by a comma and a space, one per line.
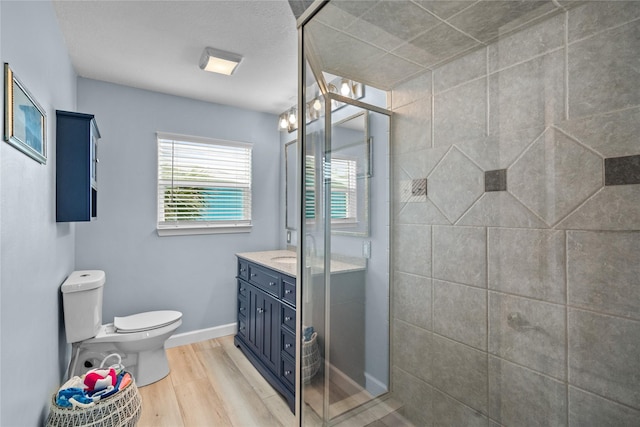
156, 132, 253, 236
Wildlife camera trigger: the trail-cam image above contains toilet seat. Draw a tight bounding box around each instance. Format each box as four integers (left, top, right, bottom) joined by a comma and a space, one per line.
114, 310, 182, 333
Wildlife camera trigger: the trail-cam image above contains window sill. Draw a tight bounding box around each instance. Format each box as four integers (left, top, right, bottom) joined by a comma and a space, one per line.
157, 225, 252, 236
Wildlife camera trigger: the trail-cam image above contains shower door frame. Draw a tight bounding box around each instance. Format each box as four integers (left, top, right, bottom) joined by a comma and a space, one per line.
295, 2, 393, 425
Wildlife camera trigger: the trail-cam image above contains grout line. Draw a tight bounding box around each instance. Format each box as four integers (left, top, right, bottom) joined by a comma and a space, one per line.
486, 46, 490, 137
564, 229, 570, 426
564, 10, 570, 121
431, 71, 435, 148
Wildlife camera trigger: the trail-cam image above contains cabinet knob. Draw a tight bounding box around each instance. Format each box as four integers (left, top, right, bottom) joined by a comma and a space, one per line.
285, 289, 292, 294
251, 273, 257, 277
285, 370, 292, 376
240, 326, 245, 332
285, 343, 292, 349
240, 268, 246, 272
240, 287, 245, 292
240, 307, 245, 312
285, 316, 292, 321
269, 281, 276, 286
257, 308, 265, 314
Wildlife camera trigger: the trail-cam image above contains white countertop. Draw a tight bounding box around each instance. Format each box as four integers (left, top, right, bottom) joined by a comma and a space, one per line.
236, 249, 366, 277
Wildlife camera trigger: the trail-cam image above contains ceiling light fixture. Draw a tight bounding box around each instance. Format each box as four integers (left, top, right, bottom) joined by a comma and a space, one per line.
199, 47, 243, 76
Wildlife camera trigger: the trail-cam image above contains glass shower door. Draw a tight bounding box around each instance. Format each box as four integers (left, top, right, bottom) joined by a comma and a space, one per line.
299, 68, 392, 426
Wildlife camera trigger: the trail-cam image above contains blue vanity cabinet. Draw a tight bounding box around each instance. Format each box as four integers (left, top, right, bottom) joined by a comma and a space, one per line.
235, 256, 296, 413
56, 110, 101, 222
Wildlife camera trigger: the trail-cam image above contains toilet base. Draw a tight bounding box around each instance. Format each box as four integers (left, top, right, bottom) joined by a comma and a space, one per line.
69, 342, 171, 387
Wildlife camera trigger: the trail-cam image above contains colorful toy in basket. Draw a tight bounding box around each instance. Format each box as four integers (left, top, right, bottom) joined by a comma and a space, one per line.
84, 367, 117, 393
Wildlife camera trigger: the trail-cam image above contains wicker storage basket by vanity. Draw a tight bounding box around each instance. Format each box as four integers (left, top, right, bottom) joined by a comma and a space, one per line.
46, 373, 142, 427
302, 331, 320, 383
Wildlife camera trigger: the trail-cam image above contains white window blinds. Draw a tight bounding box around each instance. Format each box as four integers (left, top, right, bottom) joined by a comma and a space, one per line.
157, 132, 252, 235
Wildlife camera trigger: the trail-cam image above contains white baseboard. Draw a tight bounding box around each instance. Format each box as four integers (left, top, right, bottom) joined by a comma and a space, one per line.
365, 372, 388, 397
166, 323, 237, 348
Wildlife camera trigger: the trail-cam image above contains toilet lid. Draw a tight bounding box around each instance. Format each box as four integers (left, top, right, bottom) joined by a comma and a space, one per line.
114, 310, 182, 333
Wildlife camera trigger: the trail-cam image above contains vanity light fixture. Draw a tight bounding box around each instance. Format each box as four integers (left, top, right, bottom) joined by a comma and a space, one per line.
278, 77, 365, 132
199, 47, 243, 76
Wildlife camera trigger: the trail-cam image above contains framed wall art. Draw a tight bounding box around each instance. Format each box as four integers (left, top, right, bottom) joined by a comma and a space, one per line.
4, 63, 47, 164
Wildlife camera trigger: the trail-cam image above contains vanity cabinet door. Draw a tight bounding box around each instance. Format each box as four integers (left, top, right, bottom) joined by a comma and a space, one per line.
248, 285, 280, 373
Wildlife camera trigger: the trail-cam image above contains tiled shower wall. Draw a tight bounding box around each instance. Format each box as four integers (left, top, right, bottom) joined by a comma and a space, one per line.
390, 3, 640, 426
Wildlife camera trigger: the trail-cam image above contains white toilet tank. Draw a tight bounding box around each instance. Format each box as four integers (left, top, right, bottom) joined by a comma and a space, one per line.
61, 270, 106, 343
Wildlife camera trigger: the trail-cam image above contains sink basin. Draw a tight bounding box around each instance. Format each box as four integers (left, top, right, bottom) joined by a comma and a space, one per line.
272, 256, 297, 264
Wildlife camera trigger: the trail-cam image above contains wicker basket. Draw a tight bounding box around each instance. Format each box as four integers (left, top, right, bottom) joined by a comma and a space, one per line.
302, 332, 320, 383
46, 375, 142, 427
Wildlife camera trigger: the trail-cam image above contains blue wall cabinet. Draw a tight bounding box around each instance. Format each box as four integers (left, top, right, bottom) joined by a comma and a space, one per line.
56, 111, 101, 222
235, 257, 296, 412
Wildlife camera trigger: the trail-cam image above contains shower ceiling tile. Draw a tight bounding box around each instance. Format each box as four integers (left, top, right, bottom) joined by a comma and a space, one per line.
394, 23, 480, 68
509, 128, 602, 226
305, 20, 386, 77
447, 1, 558, 43
428, 147, 484, 223
413, 0, 478, 20
557, 185, 640, 230
356, 0, 441, 44
349, 53, 425, 90
313, 1, 377, 30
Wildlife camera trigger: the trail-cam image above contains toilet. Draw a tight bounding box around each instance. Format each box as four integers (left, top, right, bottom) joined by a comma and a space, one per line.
61, 270, 182, 386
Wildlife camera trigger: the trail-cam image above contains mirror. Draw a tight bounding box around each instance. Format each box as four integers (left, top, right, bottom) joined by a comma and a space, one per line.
285, 110, 370, 236
329, 111, 370, 236
285, 140, 297, 230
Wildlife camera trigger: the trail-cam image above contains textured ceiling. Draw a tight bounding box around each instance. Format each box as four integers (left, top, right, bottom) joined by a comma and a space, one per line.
53, 0, 299, 114
306, 0, 570, 90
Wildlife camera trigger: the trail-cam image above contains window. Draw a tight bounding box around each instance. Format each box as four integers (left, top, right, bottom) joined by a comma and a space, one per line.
305, 155, 357, 222
157, 132, 252, 235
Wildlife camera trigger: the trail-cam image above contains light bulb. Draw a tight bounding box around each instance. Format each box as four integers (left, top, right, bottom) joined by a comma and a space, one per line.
289, 112, 297, 124
312, 99, 321, 111
279, 117, 288, 129
340, 81, 351, 96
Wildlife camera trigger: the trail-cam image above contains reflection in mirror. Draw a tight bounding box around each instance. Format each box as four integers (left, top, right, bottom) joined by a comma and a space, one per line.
329, 111, 370, 236
286, 111, 371, 236
285, 140, 297, 230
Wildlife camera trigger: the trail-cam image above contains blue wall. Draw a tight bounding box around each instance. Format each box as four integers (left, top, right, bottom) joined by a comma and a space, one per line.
0, 1, 78, 425
75, 78, 281, 333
